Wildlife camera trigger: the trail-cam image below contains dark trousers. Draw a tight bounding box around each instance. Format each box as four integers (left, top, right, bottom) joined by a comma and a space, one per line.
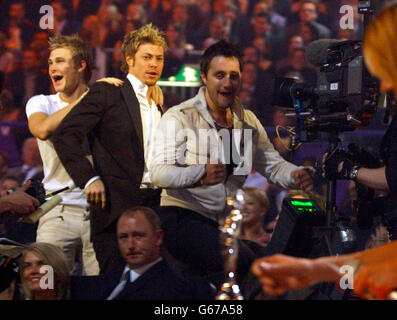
93, 188, 161, 274
158, 206, 256, 290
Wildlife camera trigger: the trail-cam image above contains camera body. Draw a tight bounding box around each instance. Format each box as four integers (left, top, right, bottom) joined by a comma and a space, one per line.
273, 40, 380, 142
25, 179, 46, 204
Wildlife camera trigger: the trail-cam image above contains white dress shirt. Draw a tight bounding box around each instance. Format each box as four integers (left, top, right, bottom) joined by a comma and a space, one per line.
127, 73, 162, 188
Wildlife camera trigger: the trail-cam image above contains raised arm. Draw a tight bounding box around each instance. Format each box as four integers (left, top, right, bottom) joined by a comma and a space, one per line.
27, 90, 89, 140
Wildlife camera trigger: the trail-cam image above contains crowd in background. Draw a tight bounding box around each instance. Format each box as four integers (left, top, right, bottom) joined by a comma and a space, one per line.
0, 0, 392, 276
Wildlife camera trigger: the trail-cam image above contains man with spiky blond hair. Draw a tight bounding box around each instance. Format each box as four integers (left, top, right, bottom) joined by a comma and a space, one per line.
53, 24, 167, 274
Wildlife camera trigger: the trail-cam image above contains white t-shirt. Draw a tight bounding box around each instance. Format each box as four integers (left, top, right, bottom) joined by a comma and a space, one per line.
26, 93, 87, 207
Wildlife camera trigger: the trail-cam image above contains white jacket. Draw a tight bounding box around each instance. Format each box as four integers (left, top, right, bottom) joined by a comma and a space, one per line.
150, 87, 301, 221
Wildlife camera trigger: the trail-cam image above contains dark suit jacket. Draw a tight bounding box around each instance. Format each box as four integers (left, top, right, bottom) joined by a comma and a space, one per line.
52, 80, 145, 235
70, 260, 216, 300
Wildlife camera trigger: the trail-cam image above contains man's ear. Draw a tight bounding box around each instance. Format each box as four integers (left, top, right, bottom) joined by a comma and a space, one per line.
77, 60, 87, 74
155, 229, 164, 247
200, 72, 207, 86
126, 55, 134, 68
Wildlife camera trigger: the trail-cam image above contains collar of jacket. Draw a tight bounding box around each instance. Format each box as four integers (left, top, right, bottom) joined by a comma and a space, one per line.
193, 86, 244, 130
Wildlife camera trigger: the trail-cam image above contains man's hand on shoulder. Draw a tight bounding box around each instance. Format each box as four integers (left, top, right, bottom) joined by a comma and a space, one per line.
97, 77, 124, 87
150, 85, 164, 108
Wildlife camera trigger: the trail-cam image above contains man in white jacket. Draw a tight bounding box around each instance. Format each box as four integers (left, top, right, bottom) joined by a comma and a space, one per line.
150, 40, 313, 289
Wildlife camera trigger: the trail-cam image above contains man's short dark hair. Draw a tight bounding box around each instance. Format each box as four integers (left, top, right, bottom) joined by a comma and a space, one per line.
200, 40, 243, 76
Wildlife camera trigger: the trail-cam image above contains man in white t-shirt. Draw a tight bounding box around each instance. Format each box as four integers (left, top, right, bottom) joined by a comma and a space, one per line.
25, 35, 99, 275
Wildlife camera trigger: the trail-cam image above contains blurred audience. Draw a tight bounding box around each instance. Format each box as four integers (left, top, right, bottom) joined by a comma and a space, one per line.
7, 137, 43, 184
5, 49, 50, 110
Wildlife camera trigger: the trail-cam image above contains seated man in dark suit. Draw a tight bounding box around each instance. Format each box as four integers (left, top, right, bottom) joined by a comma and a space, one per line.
71, 206, 215, 300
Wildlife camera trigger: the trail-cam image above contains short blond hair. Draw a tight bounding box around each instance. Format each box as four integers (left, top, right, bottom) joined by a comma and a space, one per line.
363, 3, 397, 88
49, 34, 93, 83
120, 23, 167, 74
19, 242, 70, 300
243, 187, 270, 209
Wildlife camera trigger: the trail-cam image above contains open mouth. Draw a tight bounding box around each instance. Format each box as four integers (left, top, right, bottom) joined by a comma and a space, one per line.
52, 75, 64, 84
220, 92, 233, 98
146, 72, 157, 77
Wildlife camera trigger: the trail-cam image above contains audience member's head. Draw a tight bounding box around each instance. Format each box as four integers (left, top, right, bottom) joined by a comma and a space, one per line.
165, 23, 184, 48
209, 15, 227, 41
50, 0, 69, 22
19, 242, 70, 300
79, 15, 102, 48
299, 0, 319, 24
251, 12, 272, 38
29, 32, 49, 52
171, 4, 188, 24
0, 175, 20, 197
241, 62, 258, 87
290, 47, 307, 71
117, 206, 163, 269
8, 0, 26, 23
21, 49, 39, 72
287, 35, 304, 55
126, 3, 147, 25
243, 46, 260, 64
242, 187, 270, 227
21, 137, 41, 168
253, 2, 269, 16
299, 22, 320, 44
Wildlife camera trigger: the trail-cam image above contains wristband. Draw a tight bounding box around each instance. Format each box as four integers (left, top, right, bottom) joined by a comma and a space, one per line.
349, 166, 360, 181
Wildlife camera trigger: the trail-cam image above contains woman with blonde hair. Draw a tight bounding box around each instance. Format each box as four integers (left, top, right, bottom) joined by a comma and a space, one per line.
19, 242, 70, 300
241, 187, 271, 246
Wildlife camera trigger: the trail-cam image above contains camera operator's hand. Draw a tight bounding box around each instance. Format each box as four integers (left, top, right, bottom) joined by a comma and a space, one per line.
251, 254, 340, 296
85, 179, 106, 209
323, 149, 355, 180
201, 159, 227, 186
354, 257, 397, 300
0, 181, 40, 215
291, 168, 313, 192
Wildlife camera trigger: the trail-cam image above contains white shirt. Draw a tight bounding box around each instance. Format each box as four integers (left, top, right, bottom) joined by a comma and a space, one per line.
106, 257, 162, 300
26, 93, 88, 207
127, 73, 162, 188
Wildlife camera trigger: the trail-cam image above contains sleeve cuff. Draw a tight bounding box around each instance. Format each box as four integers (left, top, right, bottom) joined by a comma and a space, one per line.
85, 176, 100, 189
